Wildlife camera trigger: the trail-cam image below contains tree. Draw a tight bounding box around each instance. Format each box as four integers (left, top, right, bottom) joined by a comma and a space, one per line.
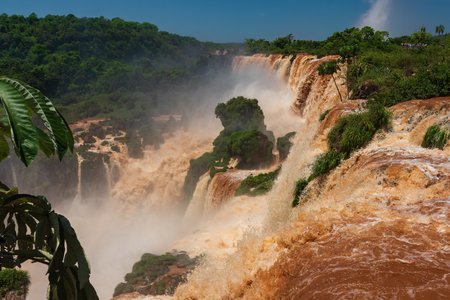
435, 25, 445, 36
338, 45, 359, 98
317, 60, 344, 102
411, 27, 432, 45
0, 77, 98, 299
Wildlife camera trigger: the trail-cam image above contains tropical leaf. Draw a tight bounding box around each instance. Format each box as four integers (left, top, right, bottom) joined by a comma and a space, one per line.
36, 127, 56, 157
22, 82, 74, 157
0, 77, 38, 166
0, 76, 74, 165
0, 76, 97, 298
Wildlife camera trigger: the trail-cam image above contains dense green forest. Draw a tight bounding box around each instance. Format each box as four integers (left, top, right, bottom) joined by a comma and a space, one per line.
0, 13, 232, 123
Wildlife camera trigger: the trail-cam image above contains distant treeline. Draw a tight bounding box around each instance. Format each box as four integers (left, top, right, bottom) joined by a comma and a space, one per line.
245, 26, 447, 56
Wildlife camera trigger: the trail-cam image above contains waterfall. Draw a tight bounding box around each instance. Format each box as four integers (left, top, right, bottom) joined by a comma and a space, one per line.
102, 158, 112, 197
174, 56, 450, 299
182, 173, 211, 227
74, 153, 83, 202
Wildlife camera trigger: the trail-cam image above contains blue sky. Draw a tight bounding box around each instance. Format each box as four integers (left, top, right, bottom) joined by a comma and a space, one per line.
1, 0, 449, 42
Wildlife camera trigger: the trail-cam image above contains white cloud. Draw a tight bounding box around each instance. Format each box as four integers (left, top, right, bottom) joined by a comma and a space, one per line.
357, 0, 392, 30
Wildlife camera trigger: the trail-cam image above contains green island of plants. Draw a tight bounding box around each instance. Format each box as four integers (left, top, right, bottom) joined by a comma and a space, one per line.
235, 168, 280, 197
182, 96, 275, 202
114, 252, 200, 297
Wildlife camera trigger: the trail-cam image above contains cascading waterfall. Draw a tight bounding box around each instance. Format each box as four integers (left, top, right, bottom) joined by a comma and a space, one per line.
173, 56, 450, 299
102, 159, 112, 197
74, 153, 83, 201
182, 173, 211, 227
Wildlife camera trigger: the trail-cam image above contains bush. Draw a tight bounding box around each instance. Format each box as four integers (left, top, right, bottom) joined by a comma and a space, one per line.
113, 283, 134, 297
229, 130, 273, 168
277, 132, 296, 161
422, 125, 449, 149
319, 109, 331, 121
292, 178, 309, 207
215, 96, 266, 134
114, 252, 199, 297
374, 64, 450, 106
328, 102, 389, 155
310, 150, 345, 179
184, 97, 275, 203
128, 253, 177, 280
0, 269, 30, 297
235, 168, 280, 196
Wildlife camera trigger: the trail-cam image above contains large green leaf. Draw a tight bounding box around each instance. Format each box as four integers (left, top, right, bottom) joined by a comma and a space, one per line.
0, 78, 37, 166
22, 82, 74, 157
0, 77, 74, 165
60, 215, 91, 289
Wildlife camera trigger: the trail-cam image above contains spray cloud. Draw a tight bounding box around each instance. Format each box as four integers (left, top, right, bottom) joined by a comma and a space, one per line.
357, 0, 392, 31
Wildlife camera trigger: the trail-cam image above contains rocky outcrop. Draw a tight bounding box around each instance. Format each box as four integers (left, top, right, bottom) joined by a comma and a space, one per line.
112, 252, 199, 299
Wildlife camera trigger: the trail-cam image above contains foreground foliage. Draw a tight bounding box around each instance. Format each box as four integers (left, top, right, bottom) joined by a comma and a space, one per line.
422, 125, 449, 149
0, 77, 98, 299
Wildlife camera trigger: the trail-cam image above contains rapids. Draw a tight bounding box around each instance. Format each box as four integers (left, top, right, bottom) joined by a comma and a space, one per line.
173, 56, 450, 299
25, 53, 449, 299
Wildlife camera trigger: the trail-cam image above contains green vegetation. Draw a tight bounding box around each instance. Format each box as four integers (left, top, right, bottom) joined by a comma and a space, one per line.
228, 130, 273, 168
245, 27, 389, 56
0, 14, 234, 157
0, 77, 98, 299
114, 252, 199, 297
212, 97, 274, 168
292, 178, 309, 207
310, 150, 345, 179
183, 97, 275, 202
291, 103, 390, 207
277, 132, 296, 161
317, 60, 344, 102
0, 14, 225, 120
319, 109, 331, 122
0, 268, 30, 297
235, 168, 280, 197
328, 102, 390, 156
422, 125, 449, 150
246, 27, 450, 108
215, 97, 267, 134
435, 25, 446, 36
